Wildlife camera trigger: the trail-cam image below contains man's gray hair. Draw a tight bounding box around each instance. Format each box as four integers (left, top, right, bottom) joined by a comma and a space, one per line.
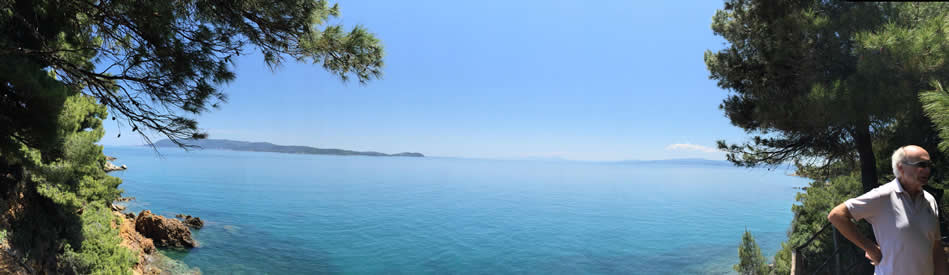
892, 146, 908, 178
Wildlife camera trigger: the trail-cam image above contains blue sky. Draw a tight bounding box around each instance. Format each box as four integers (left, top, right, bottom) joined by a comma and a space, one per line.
100, 0, 750, 161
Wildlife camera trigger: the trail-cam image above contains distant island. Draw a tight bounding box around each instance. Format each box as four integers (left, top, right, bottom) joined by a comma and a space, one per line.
153, 139, 424, 157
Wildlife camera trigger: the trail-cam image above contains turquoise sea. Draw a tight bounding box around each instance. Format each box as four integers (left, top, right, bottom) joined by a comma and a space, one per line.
104, 146, 808, 274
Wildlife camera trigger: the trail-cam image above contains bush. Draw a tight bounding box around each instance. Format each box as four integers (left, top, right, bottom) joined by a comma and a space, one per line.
772, 241, 792, 275
788, 174, 863, 254
59, 204, 136, 275
769, 173, 872, 274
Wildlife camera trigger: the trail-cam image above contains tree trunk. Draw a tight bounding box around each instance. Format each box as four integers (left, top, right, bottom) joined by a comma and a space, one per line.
854, 119, 878, 193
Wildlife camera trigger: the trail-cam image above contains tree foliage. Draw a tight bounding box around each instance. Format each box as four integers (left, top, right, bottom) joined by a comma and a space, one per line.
735, 229, 770, 275
59, 204, 136, 275
0, 0, 384, 273
27, 95, 123, 210
922, 82, 949, 154
788, 175, 861, 256
711, 1, 949, 273
771, 173, 875, 274
706, 1, 949, 192
1, 93, 135, 273
771, 241, 792, 275
1, 0, 384, 147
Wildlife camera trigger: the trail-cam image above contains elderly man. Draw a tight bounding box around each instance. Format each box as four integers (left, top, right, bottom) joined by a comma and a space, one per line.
828, 145, 947, 274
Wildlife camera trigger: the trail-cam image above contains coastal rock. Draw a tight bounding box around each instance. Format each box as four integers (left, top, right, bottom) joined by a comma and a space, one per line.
105, 156, 117, 161
116, 196, 136, 202
104, 161, 127, 172
134, 210, 196, 248
114, 210, 157, 275
175, 214, 204, 229
115, 210, 200, 274
111, 204, 126, 212
142, 253, 202, 275
185, 217, 203, 229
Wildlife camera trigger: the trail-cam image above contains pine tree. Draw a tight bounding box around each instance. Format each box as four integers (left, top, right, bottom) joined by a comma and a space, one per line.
0, 1, 385, 273
706, 1, 949, 192
6, 93, 136, 273
735, 229, 770, 275
922, 82, 949, 154
1, 0, 384, 147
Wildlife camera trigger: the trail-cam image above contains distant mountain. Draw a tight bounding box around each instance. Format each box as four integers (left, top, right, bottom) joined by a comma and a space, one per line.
614, 158, 732, 166
153, 139, 424, 157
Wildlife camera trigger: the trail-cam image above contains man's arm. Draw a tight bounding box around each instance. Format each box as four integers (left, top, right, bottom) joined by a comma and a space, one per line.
827, 203, 881, 264
934, 235, 947, 275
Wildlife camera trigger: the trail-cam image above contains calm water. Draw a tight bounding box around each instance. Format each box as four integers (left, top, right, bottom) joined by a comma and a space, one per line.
104, 146, 807, 274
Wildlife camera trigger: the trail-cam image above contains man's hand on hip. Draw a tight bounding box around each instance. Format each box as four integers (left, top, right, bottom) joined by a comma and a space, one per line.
865, 244, 882, 265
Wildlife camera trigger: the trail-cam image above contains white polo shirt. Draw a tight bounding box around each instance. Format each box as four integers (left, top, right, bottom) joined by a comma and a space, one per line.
845, 179, 940, 275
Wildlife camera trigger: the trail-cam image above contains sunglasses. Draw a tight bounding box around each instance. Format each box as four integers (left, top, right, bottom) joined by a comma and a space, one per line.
902, 160, 933, 168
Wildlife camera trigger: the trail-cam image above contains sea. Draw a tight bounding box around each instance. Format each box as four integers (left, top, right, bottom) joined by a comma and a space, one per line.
103, 146, 809, 274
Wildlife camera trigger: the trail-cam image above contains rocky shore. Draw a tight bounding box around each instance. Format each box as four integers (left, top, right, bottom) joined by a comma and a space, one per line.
104, 156, 127, 172
134, 210, 197, 248
113, 209, 158, 275
176, 214, 204, 229
102, 159, 204, 274
112, 198, 203, 274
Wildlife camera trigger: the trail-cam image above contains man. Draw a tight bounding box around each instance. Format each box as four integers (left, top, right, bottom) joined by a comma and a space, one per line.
828, 145, 948, 274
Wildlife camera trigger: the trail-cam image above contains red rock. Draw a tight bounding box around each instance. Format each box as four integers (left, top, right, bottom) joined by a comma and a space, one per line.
134, 210, 195, 248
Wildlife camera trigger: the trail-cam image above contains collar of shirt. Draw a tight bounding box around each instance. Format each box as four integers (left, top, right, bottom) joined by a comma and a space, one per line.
894, 178, 907, 194
893, 178, 928, 215
892, 178, 921, 198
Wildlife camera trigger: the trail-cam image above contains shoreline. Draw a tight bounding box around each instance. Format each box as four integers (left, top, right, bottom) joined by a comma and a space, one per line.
108, 156, 200, 274
111, 201, 202, 275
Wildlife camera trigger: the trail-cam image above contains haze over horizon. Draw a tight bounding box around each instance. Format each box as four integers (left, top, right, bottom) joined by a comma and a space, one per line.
100, 0, 744, 162
133, 138, 736, 162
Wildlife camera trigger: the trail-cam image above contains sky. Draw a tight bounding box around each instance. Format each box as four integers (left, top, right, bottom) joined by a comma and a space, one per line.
100, 0, 751, 161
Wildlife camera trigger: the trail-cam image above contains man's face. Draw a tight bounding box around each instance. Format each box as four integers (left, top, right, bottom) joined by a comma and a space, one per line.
900, 147, 932, 188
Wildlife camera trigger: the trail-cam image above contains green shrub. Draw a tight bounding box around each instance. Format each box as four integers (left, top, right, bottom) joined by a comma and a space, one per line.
768, 173, 871, 274
772, 241, 792, 275
3, 94, 134, 274
59, 204, 136, 275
